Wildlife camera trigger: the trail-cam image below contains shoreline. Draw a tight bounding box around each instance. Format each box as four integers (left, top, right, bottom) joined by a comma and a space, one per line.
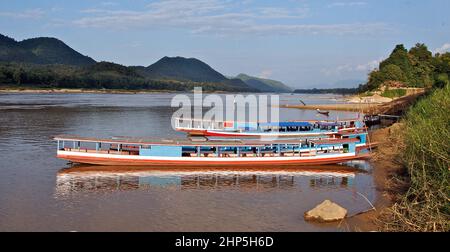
0, 88, 184, 94
283, 91, 425, 115
282, 103, 381, 113
345, 124, 404, 231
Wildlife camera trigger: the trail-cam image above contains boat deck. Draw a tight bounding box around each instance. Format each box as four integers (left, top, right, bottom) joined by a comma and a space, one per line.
54, 135, 360, 147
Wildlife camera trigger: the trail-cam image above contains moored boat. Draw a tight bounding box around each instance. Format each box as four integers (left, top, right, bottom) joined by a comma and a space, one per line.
174, 118, 367, 139
54, 135, 370, 166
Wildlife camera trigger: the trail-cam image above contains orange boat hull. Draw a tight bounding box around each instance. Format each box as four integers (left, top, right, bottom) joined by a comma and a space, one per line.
57, 153, 370, 166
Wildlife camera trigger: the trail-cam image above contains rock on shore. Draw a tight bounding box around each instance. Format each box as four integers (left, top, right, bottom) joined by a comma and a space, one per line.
304, 200, 348, 222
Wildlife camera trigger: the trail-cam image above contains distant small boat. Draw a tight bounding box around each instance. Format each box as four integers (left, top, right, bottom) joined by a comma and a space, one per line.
316, 109, 330, 116
363, 115, 381, 127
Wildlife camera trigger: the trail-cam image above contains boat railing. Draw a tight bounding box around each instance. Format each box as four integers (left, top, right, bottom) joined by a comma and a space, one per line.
174, 117, 226, 130
57, 137, 355, 159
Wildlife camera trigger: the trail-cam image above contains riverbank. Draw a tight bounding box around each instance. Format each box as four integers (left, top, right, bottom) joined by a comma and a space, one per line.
348, 86, 449, 232
345, 123, 406, 231
283, 91, 425, 115
0, 87, 179, 94
0, 87, 257, 95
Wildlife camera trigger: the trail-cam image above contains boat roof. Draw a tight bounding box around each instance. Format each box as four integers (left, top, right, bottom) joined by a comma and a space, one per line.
259, 122, 312, 127
310, 138, 360, 144
317, 121, 339, 127
176, 117, 360, 124
54, 135, 357, 147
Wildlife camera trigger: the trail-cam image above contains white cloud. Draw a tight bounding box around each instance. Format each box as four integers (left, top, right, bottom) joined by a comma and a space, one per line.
101, 2, 119, 7
259, 69, 273, 79
328, 2, 367, 8
257, 7, 310, 19
0, 8, 45, 19
73, 0, 387, 36
322, 58, 381, 76
434, 43, 450, 54
355, 58, 382, 72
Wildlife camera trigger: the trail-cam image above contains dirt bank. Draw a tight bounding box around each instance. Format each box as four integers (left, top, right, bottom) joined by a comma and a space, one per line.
345, 123, 407, 231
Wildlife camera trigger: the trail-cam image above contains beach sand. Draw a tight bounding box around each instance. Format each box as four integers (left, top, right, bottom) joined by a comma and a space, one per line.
283, 91, 425, 115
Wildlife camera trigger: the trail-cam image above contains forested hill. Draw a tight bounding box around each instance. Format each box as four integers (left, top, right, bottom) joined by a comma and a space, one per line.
0, 34, 258, 92
138, 56, 227, 82
0, 33, 301, 93
132, 56, 251, 91
235, 73, 292, 93
360, 43, 450, 91
0, 34, 96, 66
294, 43, 450, 94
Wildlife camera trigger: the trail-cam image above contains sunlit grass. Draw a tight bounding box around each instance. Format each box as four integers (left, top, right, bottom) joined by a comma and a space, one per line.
381, 85, 450, 231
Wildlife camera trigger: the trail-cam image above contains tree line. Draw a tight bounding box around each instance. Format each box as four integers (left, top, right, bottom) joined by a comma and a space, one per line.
0, 62, 252, 92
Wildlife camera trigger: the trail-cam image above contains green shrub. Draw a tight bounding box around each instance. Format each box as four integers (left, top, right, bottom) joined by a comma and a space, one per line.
381, 88, 407, 98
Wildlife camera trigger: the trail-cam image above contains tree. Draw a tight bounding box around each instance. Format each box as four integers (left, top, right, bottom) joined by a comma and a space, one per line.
433, 52, 450, 76
409, 43, 433, 62
380, 64, 407, 82
408, 43, 434, 88
435, 73, 449, 88
13, 67, 24, 85
379, 44, 414, 82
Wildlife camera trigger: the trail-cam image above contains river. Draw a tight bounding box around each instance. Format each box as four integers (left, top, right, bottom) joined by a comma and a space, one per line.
0, 92, 376, 231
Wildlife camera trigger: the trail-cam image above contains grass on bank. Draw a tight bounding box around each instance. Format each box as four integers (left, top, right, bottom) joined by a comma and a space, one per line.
380, 84, 450, 231
381, 88, 407, 98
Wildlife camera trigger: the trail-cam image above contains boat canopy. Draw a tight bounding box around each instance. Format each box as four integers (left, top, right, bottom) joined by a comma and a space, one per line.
317, 121, 339, 127
259, 122, 312, 127
54, 134, 360, 147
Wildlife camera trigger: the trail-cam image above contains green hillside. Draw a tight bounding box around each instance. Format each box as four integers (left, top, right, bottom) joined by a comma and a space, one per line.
235, 73, 292, 92
361, 43, 450, 91
142, 56, 226, 82
0, 34, 256, 92
0, 34, 96, 66
137, 56, 255, 91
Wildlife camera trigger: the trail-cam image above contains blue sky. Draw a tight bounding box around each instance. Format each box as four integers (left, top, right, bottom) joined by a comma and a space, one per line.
1, 0, 450, 88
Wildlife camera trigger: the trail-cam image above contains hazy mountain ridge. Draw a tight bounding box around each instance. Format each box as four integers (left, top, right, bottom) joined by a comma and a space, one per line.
235, 73, 292, 92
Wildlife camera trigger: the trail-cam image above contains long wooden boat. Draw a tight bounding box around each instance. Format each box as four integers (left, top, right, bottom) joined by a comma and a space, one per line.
174, 118, 367, 138
54, 135, 370, 166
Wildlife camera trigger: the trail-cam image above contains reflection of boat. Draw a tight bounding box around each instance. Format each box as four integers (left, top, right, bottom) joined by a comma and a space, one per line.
55, 165, 362, 195
54, 135, 370, 166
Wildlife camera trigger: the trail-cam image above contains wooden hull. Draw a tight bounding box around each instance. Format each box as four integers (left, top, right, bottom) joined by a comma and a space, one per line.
176, 127, 363, 138
57, 150, 370, 166
58, 164, 363, 174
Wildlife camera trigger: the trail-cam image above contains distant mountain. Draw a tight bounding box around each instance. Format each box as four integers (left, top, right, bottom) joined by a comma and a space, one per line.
141, 56, 226, 82
0, 34, 255, 92
0, 34, 96, 66
135, 56, 255, 91
235, 73, 292, 92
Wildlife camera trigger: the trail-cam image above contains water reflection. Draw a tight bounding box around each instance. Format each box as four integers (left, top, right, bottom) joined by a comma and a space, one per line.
55, 164, 366, 197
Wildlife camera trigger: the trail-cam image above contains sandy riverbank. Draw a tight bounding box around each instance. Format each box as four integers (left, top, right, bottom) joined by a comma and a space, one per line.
283, 92, 425, 115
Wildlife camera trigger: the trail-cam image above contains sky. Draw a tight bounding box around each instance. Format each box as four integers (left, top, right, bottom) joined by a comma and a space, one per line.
1, 0, 450, 88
